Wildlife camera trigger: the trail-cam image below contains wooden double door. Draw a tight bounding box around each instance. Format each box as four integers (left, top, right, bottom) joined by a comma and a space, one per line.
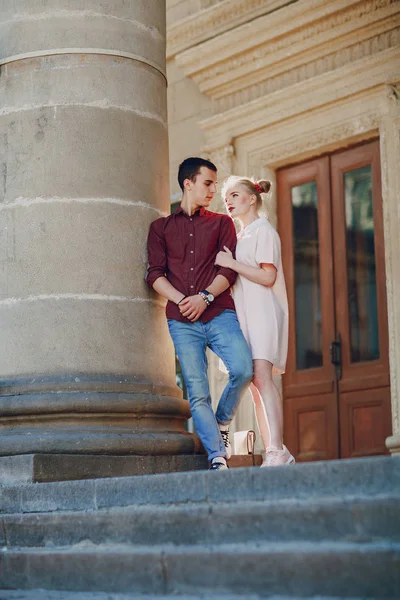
277, 140, 392, 461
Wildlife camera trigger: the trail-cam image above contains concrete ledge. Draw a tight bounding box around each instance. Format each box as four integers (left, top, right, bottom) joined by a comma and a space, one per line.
0, 593, 286, 600
0, 454, 208, 485
0, 454, 261, 485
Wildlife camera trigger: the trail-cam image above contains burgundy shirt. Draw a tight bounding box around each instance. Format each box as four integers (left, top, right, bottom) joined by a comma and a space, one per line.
146, 205, 237, 323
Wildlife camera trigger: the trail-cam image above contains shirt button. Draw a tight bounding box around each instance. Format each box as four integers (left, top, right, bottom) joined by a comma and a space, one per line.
190, 218, 193, 221
190, 250, 194, 253
189, 233, 193, 236
190, 285, 194, 289
190, 268, 194, 271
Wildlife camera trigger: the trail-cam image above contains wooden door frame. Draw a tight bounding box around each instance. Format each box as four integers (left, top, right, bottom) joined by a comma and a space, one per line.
330, 139, 390, 392
278, 156, 336, 398
278, 156, 339, 461
277, 140, 391, 460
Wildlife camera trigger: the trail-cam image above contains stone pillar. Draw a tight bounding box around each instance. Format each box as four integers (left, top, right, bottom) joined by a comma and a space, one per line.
381, 85, 400, 456
0, 1, 199, 458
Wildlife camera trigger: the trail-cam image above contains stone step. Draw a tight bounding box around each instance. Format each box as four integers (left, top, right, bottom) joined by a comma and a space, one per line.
0, 593, 374, 600
0, 593, 369, 600
1, 542, 399, 597
1, 456, 399, 515
0, 454, 261, 486
2, 494, 399, 548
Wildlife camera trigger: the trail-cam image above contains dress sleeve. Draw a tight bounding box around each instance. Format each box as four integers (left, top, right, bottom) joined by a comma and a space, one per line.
255, 226, 280, 269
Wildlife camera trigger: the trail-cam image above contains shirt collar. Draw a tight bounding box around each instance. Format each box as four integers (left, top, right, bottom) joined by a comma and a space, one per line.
240, 217, 268, 235
175, 205, 206, 217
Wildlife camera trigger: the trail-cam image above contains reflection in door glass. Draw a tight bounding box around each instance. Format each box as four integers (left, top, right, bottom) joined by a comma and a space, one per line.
292, 181, 323, 370
344, 165, 379, 362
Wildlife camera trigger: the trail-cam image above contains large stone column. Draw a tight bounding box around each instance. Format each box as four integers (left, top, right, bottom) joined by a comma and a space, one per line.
0, 1, 199, 460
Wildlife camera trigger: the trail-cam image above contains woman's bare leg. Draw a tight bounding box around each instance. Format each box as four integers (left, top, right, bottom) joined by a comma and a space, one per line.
250, 382, 270, 450
252, 359, 283, 449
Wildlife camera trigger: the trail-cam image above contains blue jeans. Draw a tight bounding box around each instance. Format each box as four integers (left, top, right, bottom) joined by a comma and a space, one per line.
168, 310, 253, 461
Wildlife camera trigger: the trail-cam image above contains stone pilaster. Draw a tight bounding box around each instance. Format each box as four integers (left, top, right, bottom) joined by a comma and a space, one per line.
0, 1, 199, 457
381, 85, 400, 455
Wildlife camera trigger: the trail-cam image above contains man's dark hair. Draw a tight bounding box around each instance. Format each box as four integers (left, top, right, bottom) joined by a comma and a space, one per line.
178, 157, 217, 191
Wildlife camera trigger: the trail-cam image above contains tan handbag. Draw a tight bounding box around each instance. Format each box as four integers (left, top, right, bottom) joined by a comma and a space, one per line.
233, 430, 256, 455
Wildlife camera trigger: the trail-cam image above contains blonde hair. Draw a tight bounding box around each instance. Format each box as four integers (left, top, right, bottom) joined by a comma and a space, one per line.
221, 176, 271, 210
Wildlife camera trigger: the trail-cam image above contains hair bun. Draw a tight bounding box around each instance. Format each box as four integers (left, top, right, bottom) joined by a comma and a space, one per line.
256, 179, 272, 194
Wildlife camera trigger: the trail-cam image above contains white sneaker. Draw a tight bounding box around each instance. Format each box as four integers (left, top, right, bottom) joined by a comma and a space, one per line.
261, 445, 295, 467
209, 457, 229, 471
218, 424, 232, 459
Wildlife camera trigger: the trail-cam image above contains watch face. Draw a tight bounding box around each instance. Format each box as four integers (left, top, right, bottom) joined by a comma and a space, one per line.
208, 293, 215, 302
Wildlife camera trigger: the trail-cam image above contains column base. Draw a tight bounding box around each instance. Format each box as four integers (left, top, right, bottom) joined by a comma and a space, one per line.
386, 433, 400, 455
0, 375, 201, 456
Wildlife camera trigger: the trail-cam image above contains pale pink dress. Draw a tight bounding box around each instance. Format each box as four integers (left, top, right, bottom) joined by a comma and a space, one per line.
232, 217, 288, 374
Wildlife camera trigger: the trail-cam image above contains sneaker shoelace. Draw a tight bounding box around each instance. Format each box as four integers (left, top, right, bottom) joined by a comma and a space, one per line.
220, 429, 230, 449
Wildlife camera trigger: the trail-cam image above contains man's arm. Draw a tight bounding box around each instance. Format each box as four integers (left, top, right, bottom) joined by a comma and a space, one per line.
153, 276, 186, 305
178, 274, 230, 322
214, 215, 238, 287
146, 220, 185, 304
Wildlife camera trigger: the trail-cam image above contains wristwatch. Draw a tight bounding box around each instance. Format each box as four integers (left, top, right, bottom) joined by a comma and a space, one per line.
199, 289, 215, 306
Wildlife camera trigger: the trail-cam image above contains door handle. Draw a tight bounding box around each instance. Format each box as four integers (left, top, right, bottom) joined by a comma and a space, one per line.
330, 333, 342, 380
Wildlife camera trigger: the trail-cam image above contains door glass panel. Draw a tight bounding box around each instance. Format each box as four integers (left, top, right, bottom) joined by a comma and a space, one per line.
344, 165, 379, 362
292, 181, 323, 370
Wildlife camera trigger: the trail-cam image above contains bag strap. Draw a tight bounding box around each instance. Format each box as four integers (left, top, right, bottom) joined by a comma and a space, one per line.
247, 430, 256, 454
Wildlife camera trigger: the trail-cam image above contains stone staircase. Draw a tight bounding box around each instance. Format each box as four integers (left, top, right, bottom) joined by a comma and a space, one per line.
0, 456, 399, 599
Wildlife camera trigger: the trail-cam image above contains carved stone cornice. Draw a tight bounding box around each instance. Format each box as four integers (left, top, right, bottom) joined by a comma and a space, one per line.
200, 46, 400, 149
175, 0, 399, 98
214, 26, 400, 114
252, 110, 381, 169
167, 0, 291, 59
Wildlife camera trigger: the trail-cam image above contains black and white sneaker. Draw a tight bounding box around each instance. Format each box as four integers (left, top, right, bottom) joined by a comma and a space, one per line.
218, 424, 232, 459
209, 457, 228, 470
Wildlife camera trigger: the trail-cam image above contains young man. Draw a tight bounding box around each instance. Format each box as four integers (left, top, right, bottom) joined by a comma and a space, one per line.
146, 157, 253, 470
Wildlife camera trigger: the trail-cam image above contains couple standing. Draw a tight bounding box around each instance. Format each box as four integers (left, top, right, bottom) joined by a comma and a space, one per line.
146, 157, 294, 470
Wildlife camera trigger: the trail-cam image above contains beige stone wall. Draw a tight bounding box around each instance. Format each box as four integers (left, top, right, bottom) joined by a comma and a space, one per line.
166, 61, 212, 203
167, 0, 400, 452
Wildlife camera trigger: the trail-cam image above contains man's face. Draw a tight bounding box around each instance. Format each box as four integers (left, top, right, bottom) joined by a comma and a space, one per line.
185, 167, 217, 209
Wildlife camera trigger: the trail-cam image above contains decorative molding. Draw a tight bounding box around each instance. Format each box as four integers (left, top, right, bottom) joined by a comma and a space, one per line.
0, 48, 167, 80
175, 0, 399, 96
167, 0, 292, 58
386, 83, 400, 103
251, 112, 380, 169
200, 46, 400, 148
213, 27, 400, 114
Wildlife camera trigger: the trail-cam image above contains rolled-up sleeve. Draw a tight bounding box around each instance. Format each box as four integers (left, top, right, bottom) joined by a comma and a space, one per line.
146, 218, 167, 288
216, 215, 237, 286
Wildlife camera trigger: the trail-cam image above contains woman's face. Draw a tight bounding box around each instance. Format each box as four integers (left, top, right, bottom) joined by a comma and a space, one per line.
224, 184, 254, 219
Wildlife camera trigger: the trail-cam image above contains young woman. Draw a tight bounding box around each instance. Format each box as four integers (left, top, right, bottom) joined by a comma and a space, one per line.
215, 176, 295, 467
